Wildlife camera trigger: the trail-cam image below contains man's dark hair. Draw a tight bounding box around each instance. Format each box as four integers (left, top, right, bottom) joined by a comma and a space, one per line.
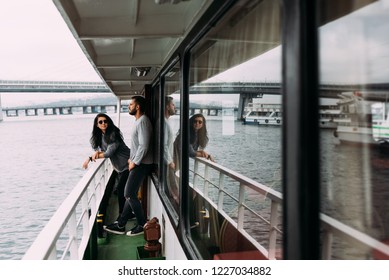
131, 95, 146, 113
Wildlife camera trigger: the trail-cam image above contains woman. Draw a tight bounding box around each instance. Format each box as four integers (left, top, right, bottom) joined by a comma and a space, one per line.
82, 113, 133, 221
188, 113, 214, 161
173, 113, 214, 170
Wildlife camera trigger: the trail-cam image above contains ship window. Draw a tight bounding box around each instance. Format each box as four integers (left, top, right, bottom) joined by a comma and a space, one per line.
319, 0, 389, 259
186, 0, 283, 260
162, 61, 181, 214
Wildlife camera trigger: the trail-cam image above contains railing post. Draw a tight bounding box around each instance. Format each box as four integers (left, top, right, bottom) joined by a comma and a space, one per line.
321, 229, 333, 259
237, 183, 245, 230
48, 248, 57, 260
204, 164, 209, 197
82, 191, 90, 241
193, 159, 199, 189
68, 211, 79, 259
217, 173, 225, 211
268, 201, 280, 259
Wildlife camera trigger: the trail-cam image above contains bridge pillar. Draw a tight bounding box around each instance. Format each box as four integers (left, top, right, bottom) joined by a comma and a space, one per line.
0, 94, 3, 122
24, 109, 38, 117
100, 106, 106, 113
83, 106, 89, 114
91, 106, 98, 113
238, 94, 248, 120
24, 109, 37, 116
7, 109, 19, 117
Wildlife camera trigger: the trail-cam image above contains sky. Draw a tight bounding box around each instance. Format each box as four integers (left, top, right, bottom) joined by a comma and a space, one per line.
0, 0, 103, 107
0, 0, 101, 82
1, 0, 389, 107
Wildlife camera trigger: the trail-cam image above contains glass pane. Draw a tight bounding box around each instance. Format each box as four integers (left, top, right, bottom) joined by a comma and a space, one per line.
163, 62, 181, 212
319, 0, 389, 259
188, 0, 282, 260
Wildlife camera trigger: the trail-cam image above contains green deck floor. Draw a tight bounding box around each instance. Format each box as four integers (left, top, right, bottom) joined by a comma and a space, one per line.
97, 228, 145, 260
96, 190, 147, 260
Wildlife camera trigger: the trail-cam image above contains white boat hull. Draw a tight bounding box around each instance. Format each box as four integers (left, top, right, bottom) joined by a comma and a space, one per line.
335, 125, 376, 144
243, 117, 282, 125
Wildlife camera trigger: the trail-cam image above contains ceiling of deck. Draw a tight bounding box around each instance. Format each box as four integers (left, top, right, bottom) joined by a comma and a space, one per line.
53, 0, 211, 99
53, 0, 377, 99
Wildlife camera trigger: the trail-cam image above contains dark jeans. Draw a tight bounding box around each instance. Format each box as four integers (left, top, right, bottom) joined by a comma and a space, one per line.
116, 169, 129, 215
118, 163, 153, 227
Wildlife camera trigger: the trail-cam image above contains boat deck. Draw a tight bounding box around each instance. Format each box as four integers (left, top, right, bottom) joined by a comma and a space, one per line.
95, 188, 150, 260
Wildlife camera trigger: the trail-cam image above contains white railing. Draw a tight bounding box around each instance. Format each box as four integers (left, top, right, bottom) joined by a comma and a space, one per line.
22, 154, 389, 260
190, 157, 282, 259
22, 159, 113, 260
191, 157, 389, 260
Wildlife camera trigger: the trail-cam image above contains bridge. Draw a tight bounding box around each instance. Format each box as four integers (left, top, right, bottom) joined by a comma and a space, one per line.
3, 104, 127, 117
1, 80, 389, 121
2, 79, 389, 98
2, 103, 235, 118
0, 80, 110, 93
0, 80, 389, 100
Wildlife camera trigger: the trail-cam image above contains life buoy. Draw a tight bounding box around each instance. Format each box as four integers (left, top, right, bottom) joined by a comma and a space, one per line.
276, 119, 280, 124
265, 119, 269, 124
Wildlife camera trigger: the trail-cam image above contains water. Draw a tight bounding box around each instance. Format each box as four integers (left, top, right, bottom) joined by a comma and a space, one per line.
1, 114, 388, 260
0, 113, 136, 259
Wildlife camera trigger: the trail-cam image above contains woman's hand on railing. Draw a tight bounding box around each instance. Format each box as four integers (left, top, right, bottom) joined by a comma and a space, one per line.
197, 150, 215, 162
82, 158, 90, 169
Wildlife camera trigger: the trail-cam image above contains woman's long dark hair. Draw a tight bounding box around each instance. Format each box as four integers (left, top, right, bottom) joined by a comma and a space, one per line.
90, 113, 124, 150
189, 113, 208, 149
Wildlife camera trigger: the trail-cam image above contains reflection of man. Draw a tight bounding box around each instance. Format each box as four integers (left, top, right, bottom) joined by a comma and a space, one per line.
164, 96, 179, 203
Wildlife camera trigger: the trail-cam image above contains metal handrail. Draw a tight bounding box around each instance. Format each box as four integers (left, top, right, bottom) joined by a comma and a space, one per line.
22, 159, 113, 260
190, 157, 282, 259
22, 155, 389, 260
190, 157, 389, 260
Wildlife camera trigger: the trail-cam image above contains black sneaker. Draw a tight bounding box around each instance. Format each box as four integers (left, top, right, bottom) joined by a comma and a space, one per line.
104, 223, 125, 235
126, 225, 143, 236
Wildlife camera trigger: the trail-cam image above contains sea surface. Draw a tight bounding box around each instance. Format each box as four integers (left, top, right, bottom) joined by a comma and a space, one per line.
1, 113, 388, 260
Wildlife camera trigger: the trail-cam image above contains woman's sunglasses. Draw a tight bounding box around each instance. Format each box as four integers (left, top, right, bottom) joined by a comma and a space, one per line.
194, 120, 203, 124
98, 120, 108, 124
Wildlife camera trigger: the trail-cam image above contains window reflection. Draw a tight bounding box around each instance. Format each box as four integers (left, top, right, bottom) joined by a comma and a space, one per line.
163, 62, 181, 212
187, 0, 282, 260
319, 0, 389, 259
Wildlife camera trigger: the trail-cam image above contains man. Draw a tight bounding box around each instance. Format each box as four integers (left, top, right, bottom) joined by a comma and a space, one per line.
105, 95, 153, 236
164, 96, 179, 203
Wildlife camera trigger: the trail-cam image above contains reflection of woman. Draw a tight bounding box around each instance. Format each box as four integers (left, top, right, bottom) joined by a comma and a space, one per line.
82, 113, 132, 221
173, 113, 214, 172
188, 113, 214, 161
173, 113, 215, 229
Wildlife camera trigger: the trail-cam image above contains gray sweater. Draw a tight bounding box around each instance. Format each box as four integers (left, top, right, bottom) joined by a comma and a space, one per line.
129, 114, 153, 165
101, 134, 131, 172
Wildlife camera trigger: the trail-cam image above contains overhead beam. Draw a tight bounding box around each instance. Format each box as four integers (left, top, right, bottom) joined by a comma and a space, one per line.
78, 16, 185, 39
